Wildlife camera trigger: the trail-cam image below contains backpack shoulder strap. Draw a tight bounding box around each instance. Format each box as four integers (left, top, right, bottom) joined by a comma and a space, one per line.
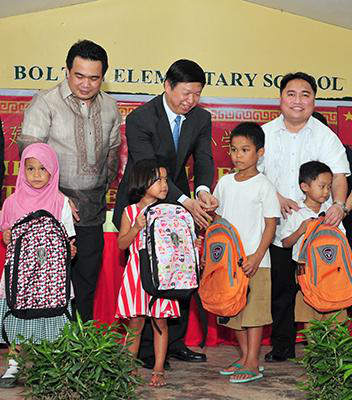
12, 209, 61, 230
206, 218, 245, 260
2, 310, 13, 345
298, 217, 325, 264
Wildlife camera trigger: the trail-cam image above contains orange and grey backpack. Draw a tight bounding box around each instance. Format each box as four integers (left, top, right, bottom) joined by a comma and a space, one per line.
297, 216, 352, 312
198, 218, 249, 317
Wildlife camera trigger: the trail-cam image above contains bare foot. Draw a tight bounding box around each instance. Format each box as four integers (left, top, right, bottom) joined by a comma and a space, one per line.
219, 359, 244, 374
221, 365, 240, 374
149, 371, 166, 387
235, 367, 259, 379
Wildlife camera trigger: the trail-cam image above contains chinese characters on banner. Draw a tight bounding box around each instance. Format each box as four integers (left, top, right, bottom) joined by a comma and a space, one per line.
0, 94, 351, 207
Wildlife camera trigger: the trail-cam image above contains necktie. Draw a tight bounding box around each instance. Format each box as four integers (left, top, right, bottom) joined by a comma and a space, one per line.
172, 115, 181, 150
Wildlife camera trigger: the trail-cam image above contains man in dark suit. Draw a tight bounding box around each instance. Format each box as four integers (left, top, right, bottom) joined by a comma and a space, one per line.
113, 59, 218, 367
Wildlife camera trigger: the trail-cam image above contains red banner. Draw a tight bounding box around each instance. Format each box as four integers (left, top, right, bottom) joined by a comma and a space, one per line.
337, 106, 352, 145
0, 94, 347, 208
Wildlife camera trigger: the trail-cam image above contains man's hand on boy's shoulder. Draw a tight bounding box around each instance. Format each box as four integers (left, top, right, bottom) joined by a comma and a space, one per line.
324, 203, 345, 227
277, 193, 300, 219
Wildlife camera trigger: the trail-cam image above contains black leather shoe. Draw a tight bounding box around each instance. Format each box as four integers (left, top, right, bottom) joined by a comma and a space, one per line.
169, 348, 207, 362
141, 356, 171, 370
264, 349, 295, 363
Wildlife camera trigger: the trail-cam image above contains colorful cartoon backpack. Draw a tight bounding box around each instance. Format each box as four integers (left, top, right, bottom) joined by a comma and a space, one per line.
2, 209, 72, 342
198, 218, 249, 317
297, 216, 352, 312
139, 202, 207, 345
139, 202, 200, 303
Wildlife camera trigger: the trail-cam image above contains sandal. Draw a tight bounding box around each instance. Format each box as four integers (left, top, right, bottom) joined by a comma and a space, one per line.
219, 360, 264, 375
149, 371, 166, 387
219, 360, 243, 375
229, 370, 264, 383
0, 376, 17, 388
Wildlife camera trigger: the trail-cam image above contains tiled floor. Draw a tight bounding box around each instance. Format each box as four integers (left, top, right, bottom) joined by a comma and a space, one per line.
0, 344, 306, 400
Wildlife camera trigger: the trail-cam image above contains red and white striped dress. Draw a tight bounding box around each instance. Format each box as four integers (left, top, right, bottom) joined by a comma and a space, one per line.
115, 204, 180, 319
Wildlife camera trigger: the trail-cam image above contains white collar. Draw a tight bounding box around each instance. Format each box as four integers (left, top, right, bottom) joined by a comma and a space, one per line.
298, 200, 329, 214
162, 94, 186, 125
276, 114, 314, 134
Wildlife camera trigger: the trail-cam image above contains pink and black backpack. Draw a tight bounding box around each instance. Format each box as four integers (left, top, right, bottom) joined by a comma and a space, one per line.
2, 209, 72, 341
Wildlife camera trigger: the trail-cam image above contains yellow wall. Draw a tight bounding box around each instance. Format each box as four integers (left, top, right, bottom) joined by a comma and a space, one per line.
0, 0, 351, 98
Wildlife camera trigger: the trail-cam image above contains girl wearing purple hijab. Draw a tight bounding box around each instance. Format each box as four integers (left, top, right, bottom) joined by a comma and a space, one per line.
0, 143, 76, 388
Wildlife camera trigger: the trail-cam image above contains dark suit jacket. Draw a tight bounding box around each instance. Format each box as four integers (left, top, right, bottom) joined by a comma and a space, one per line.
113, 94, 214, 228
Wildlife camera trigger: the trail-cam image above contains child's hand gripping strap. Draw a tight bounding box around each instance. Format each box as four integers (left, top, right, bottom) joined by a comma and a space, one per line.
297, 215, 325, 265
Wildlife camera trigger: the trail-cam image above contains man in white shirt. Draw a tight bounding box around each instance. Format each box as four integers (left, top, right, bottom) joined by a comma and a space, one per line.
261, 72, 350, 362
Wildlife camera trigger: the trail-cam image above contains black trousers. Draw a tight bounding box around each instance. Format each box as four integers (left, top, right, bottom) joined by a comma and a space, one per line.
138, 297, 191, 360
269, 244, 297, 355
71, 225, 104, 322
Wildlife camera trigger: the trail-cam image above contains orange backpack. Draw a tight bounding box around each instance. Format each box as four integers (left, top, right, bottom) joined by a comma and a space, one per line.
198, 218, 249, 316
297, 216, 352, 312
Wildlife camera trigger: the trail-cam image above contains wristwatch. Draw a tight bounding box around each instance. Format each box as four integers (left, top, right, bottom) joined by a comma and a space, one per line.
333, 200, 349, 215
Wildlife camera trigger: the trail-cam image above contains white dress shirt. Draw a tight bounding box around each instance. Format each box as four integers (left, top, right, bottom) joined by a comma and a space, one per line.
260, 114, 350, 246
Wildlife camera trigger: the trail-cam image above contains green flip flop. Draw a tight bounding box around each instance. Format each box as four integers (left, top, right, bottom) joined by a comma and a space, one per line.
229, 370, 264, 383
219, 360, 242, 376
219, 361, 264, 376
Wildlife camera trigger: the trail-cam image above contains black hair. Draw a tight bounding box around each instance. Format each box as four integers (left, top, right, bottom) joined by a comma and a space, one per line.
230, 122, 265, 151
312, 111, 329, 126
128, 159, 167, 203
280, 72, 317, 95
299, 161, 332, 185
165, 59, 206, 89
66, 40, 108, 76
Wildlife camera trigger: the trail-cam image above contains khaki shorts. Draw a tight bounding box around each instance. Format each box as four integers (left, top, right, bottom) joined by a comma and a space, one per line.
295, 290, 347, 323
218, 268, 272, 330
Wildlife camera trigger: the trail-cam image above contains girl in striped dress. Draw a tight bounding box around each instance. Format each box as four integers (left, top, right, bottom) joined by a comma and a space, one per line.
115, 159, 180, 388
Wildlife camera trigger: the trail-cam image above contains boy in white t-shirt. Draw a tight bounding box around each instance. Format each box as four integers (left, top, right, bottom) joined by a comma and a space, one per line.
281, 161, 347, 327
214, 122, 281, 384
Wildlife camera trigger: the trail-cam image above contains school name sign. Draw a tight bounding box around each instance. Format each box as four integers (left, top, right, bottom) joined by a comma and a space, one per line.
13, 65, 345, 91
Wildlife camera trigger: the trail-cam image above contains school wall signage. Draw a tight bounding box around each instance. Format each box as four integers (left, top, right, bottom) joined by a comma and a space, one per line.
12, 66, 346, 92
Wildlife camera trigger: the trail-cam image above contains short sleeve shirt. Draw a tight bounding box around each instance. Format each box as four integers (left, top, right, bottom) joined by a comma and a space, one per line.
213, 172, 281, 268
281, 201, 346, 262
